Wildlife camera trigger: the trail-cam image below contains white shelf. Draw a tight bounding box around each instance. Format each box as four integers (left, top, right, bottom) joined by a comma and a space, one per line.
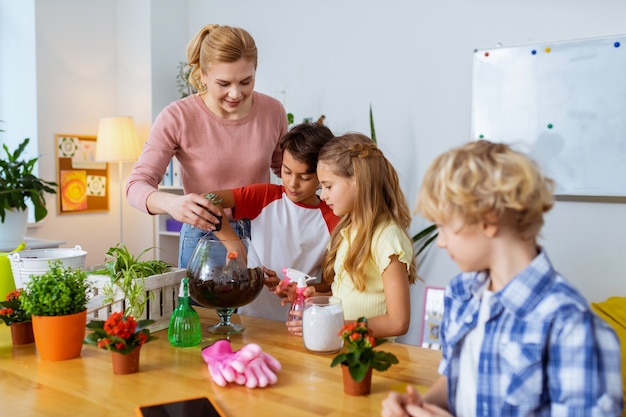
155, 186, 184, 266
159, 231, 180, 237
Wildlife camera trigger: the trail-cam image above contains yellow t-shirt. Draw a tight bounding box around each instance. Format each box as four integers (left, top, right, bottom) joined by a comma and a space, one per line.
331, 222, 413, 321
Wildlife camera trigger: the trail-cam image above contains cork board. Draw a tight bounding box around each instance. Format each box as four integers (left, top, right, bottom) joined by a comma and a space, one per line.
56, 134, 109, 214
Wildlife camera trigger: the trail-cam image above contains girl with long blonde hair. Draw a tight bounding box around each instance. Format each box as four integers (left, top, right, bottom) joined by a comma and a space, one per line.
298, 133, 418, 339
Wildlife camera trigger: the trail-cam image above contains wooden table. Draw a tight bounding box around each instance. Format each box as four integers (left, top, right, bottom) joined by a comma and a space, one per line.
0, 308, 442, 417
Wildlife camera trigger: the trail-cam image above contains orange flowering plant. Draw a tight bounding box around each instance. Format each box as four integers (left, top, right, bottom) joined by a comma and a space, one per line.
84, 312, 156, 354
0, 289, 31, 325
330, 317, 399, 382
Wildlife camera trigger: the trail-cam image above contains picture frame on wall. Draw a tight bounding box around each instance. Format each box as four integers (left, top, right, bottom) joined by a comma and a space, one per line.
56, 134, 109, 214
421, 286, 445, 350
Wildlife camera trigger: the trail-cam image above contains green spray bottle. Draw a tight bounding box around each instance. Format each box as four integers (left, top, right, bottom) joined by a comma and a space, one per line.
168, 277, 202, 347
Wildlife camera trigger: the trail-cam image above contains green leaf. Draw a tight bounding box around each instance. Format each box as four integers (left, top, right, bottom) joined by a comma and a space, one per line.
348, 363, 370, 383
83, 333, 101, 345
135, 319, 155, 331
412, 224, 438, 258
369, 104, 377, 144
86, 320, 105, 330
331, 353, 348, 367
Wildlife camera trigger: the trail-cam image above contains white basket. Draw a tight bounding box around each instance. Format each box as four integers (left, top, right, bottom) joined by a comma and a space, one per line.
9, 245, 88, 288
85, 265, 186, 333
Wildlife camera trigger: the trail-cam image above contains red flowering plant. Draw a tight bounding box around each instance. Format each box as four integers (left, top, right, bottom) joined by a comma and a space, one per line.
330, 317, 399, 382
84, 312, 156, 354
0, 289, 31, 325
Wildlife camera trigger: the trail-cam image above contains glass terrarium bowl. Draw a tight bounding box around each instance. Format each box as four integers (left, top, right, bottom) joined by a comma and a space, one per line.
186, 237, 263, 334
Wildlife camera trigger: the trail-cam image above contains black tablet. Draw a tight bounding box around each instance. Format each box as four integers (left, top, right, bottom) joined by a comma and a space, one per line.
136, 396, 226, 417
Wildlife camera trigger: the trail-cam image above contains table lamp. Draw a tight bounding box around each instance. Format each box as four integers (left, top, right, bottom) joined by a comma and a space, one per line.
96, 116, 142, 244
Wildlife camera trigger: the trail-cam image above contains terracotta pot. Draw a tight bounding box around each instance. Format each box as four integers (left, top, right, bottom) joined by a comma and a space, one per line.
10, 321, 35, 345
111, 345, 142, 375
341, 364, 372, 396
32, 310, 87, 361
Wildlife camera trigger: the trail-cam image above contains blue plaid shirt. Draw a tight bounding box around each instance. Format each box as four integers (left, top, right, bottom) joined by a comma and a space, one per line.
439, 248, 623, 416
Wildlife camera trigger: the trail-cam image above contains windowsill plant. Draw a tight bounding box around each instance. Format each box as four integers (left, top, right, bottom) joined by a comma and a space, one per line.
0, 137, 57, 223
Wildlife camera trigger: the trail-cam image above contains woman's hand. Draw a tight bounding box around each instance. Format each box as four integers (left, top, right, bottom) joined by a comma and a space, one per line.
165, 193, 222, 231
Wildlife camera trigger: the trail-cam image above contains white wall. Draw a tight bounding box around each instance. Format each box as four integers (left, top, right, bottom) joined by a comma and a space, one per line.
0, 0, 38, 178
5, 0, 625, 345
24, 0, 156, 266
193, 0, 626, 345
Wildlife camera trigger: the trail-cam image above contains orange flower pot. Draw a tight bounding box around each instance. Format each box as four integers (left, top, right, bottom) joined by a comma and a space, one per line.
32, 310, 87, 361
111, 345, 142, 375
341, 364, 372, 396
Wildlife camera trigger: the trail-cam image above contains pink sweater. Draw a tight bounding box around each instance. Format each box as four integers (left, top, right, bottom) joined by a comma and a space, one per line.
126, 92, 287, 214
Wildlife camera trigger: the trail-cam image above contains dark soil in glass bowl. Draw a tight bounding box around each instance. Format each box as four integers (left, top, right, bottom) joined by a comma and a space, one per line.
188, 265, 264, 308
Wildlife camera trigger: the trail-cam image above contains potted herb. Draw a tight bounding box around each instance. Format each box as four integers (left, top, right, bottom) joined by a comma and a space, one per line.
21, 260, 92, 360
0, 137, 57, 238
0, 288, 34, 345
331, 316, 399, 395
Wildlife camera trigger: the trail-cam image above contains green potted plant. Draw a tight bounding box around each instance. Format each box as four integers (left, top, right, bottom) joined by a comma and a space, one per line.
331, 316, 399, 395
0, 137, 57, 244
21, 260, 92, 360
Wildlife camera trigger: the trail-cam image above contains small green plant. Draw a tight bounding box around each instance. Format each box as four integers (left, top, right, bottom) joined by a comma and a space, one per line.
98, 244, 169, 318
0, 137, 57, 223
21, 260, 92, 316
331, 317, 399, 382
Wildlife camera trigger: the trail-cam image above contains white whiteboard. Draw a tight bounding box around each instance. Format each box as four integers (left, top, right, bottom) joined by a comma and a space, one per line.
471, 34, 626, 201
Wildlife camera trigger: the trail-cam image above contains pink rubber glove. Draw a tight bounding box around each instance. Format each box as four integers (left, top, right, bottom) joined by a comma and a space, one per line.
202, 340, 281, 388
229, 344, 282, 388
242, 353, 282, 388
202, 340, 248, 386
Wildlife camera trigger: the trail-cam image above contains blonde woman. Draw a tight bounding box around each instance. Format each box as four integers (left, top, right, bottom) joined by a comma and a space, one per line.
127, 24, 287, 268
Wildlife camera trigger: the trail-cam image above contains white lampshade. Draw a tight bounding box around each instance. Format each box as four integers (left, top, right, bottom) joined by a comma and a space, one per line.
96, 116, 142, 162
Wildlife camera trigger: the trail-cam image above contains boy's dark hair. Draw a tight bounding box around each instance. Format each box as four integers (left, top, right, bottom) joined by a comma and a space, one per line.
280, 123, 334, 173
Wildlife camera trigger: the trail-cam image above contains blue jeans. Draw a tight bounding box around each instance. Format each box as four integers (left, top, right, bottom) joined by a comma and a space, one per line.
178, 219, 251, 269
